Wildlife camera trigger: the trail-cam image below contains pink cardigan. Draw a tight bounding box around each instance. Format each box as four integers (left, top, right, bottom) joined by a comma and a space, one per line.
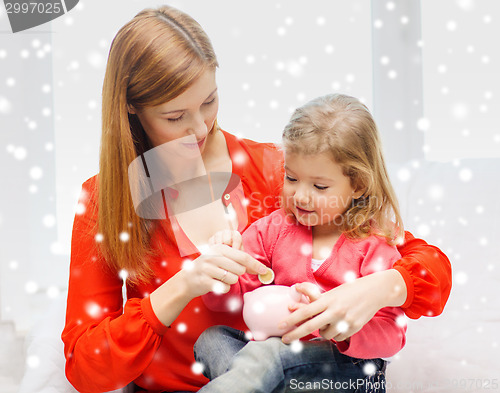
203, 209, 407, 359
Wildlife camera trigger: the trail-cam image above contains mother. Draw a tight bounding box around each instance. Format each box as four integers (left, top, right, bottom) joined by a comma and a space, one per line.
62, 5, 451, 393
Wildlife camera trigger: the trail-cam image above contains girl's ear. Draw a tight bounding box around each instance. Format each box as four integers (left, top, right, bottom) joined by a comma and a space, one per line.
352, 188, 366, 200
127, 104, 137, 115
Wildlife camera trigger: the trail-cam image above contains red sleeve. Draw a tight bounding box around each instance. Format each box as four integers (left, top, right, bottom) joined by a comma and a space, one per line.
337, 236, 406, 358
61, 179, 167, 393
395, 231, 452, 319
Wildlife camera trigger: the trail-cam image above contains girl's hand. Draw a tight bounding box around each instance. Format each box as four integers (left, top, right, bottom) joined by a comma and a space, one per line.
280, 270, 406, 343
177, 244, 266, 299
208, 229, 243, 250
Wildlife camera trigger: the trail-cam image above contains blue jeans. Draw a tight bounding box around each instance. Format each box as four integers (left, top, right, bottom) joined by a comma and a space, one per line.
193, 326, 386, 393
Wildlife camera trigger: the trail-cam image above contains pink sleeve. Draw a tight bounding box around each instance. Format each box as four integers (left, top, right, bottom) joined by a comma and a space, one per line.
202, 212, 282, 312
337, 236, 407, 359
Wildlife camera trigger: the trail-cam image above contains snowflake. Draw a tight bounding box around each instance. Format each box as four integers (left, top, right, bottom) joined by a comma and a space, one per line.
285, 60, 304, 77
396, 315, 407, 328
427, 185, 444, 200
0, 96, 12, 114
417, 224, 430, 237
251, 301, 265, 315
177, 323, 187, 333
397, 168, 411, 182
437, 64, 447, 74
47, 286, 60, 299
363, 361, 377, 376
343, 270, 357, 283
269, 100, 279, 109
26, 355, 40, 369
191, 362, 205, 375
345, 73, 355, 84
119, 232, 130, 242
452, 103, 468, 119
454, 271, 468, 285
336, 320, 349, 334
85, 301, 103, 318
211, 281, 226, 295
290, 340, 303, 353
394, 120, 404, 130
417, 118, 430, 131
446, 20, 457, 31
300, 243, 312, 256
232, 152, 246, 165
227, 297, 242, 312
459, 168, 473, 182
119, 269, 129, 281
25, 281, 38, 294
43, 214, 56, 228
276, 27, 286, 36
457, 0, 475, 11
30, 166, 43, 180
88, 51, 104, 68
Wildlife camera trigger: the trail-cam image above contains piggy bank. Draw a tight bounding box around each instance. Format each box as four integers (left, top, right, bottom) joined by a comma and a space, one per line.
242, 285, 308, 341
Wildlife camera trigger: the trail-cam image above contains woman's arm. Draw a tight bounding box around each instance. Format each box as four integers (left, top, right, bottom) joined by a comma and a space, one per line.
62, 184, 169, 392
395, 231, 452, 319
63, 183, 267, 392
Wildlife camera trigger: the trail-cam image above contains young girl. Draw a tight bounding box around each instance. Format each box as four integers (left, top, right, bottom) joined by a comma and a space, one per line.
196, 93, 407, 393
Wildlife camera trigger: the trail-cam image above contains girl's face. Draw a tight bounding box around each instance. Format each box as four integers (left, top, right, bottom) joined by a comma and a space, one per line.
129, 68, 219, 157
283, 151, 363, 231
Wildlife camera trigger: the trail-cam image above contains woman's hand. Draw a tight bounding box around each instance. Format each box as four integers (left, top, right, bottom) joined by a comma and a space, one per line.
150, 244, 268, 327
177, 244, 266, 299
208, 229, 243, 250
280, 269, 407, 343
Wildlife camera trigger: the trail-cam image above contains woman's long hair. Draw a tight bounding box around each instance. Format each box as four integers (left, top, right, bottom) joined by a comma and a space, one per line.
282, 93, 404, 244
98, 6, 218, 283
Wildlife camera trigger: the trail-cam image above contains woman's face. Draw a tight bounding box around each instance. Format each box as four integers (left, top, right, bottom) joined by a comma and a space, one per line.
129, 68, 219, 156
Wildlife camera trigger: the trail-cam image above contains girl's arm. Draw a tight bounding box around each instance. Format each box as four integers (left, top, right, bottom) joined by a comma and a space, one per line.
279, 233, 451, 343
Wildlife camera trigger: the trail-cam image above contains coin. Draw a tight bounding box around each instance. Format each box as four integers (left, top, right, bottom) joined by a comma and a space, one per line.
258, 268, 275, 285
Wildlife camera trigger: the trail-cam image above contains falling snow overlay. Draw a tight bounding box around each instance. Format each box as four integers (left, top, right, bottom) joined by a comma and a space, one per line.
0, 1, 499, 393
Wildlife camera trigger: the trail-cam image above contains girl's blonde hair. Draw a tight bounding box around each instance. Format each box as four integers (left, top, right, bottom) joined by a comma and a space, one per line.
282, 93, 404, 244
98, 5, 218, 282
